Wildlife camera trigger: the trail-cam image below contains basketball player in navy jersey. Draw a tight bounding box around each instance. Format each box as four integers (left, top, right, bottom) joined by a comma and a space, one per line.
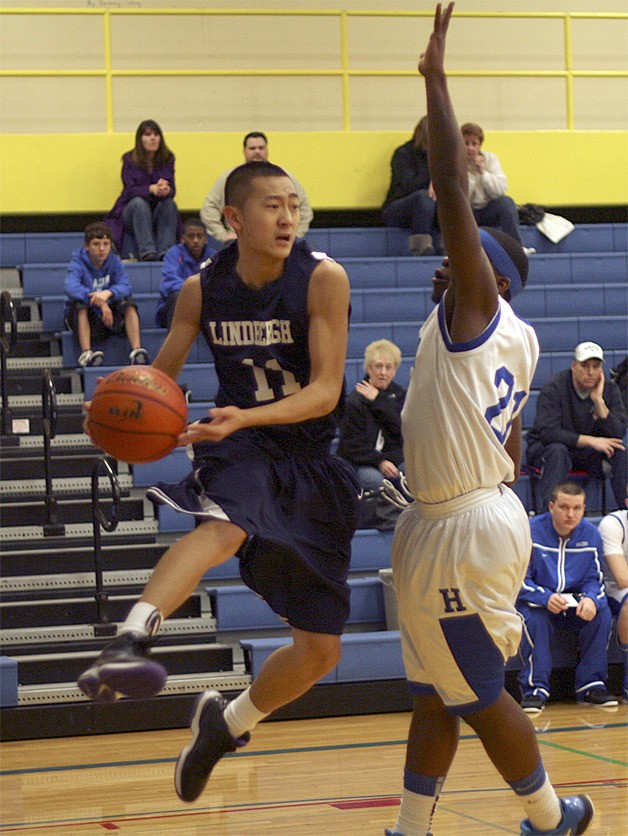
385, 5, 594, 835
78, 160, 360, 803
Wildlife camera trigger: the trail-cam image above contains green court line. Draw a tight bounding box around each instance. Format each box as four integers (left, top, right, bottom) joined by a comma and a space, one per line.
538, 738, 627, 767
2, 722, 626, 777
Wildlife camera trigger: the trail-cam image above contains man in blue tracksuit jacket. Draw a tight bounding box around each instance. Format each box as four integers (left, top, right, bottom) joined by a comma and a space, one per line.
516, 481, 615, 712
156, 217, 216, 329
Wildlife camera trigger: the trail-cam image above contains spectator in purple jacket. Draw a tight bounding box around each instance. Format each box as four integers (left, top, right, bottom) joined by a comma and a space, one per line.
64, 222, 150, 368
156, 218, 216, 329
105, 120, 179, 261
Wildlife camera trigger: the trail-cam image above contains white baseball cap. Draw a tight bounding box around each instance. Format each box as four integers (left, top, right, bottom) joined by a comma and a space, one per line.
573, 341, 604, 363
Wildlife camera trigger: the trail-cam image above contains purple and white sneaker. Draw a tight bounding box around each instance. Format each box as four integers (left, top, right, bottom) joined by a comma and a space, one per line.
77, 632, 167, 703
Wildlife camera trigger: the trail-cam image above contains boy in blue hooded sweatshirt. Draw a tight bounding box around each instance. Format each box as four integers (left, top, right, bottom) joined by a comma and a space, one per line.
156, 217, 216, 330
64, 221, 150, 367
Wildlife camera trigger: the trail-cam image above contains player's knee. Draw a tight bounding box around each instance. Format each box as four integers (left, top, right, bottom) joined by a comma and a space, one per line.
296, 633, 341, 678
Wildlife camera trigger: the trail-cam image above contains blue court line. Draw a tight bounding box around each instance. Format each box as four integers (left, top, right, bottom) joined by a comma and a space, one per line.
1, 722, 626, 778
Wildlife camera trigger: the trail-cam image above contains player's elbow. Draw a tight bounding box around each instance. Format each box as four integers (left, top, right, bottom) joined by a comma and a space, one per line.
315, 387, 342, 418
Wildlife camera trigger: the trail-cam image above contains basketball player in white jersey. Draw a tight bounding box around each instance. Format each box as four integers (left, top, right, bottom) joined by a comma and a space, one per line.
386, 5, 594, 835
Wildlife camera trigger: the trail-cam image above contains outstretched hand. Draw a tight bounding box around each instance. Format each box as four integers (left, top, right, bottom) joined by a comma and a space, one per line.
418, 2, 455, 77
176, 405, 246, 445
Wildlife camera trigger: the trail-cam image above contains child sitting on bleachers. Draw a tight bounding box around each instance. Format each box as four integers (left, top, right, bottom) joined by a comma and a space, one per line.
64, 221, 150, 367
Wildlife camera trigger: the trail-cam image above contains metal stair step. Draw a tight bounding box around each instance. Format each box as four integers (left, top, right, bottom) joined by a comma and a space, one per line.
4, 370, 77, 396
0, 453, 121, 481
0, 592, 201, 630
0, 518, 159, 545
0, 494, 149, 528
0, 539, 168, 577
12, 671, 252, 711
0, 623, 216, 654
0, 474, 134, 500
0, 614, 213, 648
6, 642, 233, 686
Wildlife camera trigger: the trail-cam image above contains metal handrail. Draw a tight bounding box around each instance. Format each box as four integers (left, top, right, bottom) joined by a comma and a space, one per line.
41, 368, 64, 536
0, 8, 625, 133
0, 290, 17, 436
91, 456, 120, 636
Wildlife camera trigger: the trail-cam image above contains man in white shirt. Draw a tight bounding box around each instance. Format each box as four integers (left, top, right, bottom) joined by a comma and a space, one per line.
200, 132, 313, 244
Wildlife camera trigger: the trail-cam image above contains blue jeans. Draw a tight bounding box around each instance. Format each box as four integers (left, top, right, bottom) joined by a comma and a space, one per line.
382, 191, 438, 236
122, 196, 178, 258
357, 463, 405, 492
527, 439, 627, 512
472, 196, 522, 243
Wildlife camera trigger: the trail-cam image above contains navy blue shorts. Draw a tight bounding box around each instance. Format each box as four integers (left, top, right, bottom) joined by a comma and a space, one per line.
147, 429, 361, 635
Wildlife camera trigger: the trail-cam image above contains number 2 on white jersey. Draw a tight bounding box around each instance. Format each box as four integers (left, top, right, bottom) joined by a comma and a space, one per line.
484, 366, 527, 444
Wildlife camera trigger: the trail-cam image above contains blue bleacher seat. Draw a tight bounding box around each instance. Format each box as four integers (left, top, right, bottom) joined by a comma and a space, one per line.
241, 631, 405, 682
21, 261, 160, 297
0, 235, 26, 268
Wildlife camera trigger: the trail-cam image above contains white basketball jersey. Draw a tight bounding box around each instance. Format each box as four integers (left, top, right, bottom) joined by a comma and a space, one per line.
402, 297, 539, 503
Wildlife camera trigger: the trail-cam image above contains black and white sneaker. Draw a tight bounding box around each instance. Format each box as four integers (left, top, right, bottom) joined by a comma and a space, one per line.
77, 632, 167, 703
578, 687, 618, 708
129, 347, 150, 365
381, 477, 414, 509
175, 690, 250, 802
78, 349, 104, 368
521, 693, 546, 714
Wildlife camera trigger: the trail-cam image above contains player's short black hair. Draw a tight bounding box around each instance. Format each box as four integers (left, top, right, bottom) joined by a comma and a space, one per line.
481, 227, 528, 300
225, 161, 292, 208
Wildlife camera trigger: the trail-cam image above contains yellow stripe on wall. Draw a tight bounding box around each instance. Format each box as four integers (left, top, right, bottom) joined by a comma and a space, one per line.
0, 130, 626, 215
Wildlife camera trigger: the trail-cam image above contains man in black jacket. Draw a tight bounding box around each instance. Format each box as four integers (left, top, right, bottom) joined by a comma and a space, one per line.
338, 339, 407, 495
526, 341, 627, 512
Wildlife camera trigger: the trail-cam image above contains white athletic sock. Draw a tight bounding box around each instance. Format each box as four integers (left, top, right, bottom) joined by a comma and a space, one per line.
119, 602, 162, 637
393, 789, 434, 835
510, 766, 562, 832
393, 770, 444, 835
223, 688, 269, 739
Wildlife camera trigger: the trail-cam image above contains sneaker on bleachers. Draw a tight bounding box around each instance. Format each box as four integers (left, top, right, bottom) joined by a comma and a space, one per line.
78, 349, 104, 368
175, 689, 250, 802
408, 233, 435, 257
77, 631, 167, 703
129, 347, 151, 365
523, 246, 537, 256
520, 794, 594, 834
381, 476, 414, 509
521, 693, 546, 713
577, 687, 618, 708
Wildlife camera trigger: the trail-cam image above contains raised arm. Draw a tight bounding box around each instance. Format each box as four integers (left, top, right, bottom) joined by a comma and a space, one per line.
420, 3, 497, 338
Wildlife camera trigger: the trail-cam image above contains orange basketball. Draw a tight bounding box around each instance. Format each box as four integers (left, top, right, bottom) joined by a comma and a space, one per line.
87, 366, 188, 464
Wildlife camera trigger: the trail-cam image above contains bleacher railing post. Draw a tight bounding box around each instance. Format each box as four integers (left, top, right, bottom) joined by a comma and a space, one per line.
91, 456, 120, 637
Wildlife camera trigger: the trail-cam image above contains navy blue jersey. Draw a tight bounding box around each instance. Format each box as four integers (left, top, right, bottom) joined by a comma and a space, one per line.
198, 238, 346, 451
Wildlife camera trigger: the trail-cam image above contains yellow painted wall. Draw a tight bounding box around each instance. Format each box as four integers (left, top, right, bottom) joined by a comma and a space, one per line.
1, 130, 627, 215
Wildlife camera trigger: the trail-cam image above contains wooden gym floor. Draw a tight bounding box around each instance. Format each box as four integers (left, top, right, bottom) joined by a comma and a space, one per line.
1, 703, 626, 835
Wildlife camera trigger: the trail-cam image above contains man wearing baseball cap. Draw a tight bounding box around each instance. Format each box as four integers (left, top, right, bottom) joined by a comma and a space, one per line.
526, 341, 627, 512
